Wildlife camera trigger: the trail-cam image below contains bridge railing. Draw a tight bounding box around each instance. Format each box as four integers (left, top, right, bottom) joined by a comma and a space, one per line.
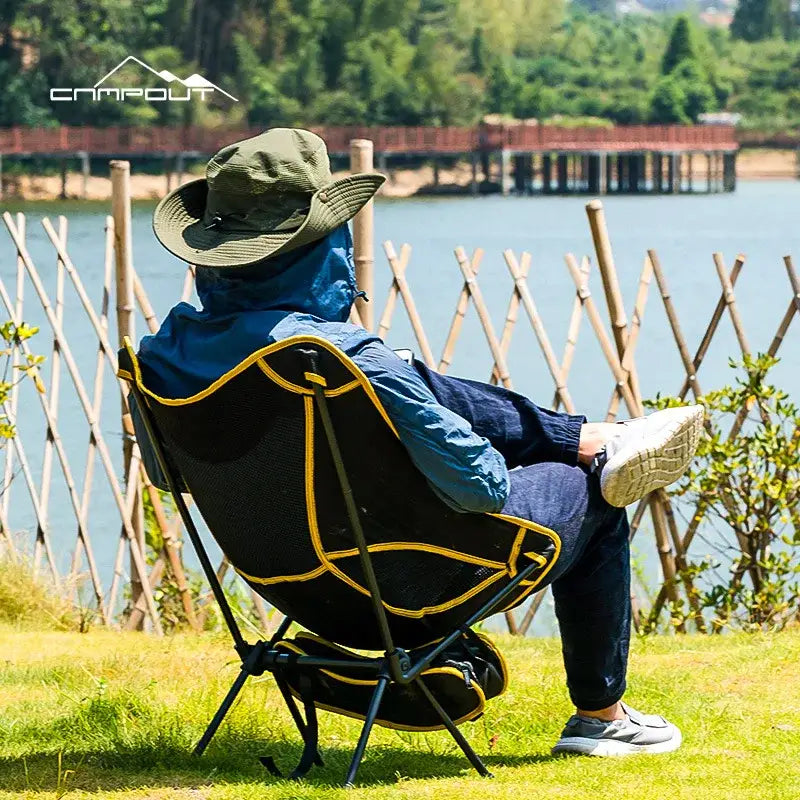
0, 124, 739, 157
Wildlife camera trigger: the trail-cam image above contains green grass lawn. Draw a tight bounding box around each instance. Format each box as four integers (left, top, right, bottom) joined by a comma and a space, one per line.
0, 626, 798, 800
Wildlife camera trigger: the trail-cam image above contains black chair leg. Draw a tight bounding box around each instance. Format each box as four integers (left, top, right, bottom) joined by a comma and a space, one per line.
193, 667, 250, 757
276, 677, 324, 767
343, 675, 390, 788
414, 677, 493, 779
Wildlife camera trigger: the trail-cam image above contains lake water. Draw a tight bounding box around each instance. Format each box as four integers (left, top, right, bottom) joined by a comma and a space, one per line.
1, 180, 798, 633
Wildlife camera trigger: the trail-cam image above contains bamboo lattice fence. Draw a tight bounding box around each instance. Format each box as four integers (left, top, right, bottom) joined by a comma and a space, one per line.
0, 150, 798, 638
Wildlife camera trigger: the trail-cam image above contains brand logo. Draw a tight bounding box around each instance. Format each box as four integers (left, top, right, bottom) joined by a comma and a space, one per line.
50, 55, 238, 103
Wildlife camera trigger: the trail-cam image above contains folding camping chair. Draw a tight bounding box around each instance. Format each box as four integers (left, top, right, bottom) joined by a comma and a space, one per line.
118, 334, 561, 787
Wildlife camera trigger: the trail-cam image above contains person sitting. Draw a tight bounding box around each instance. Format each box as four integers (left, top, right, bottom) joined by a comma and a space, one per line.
132, 127, 702, 757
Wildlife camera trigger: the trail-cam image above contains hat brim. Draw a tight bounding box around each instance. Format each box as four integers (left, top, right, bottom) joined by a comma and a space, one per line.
152, 172, 386, 268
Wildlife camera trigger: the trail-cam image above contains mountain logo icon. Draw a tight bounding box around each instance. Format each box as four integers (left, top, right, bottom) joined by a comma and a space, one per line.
51, 54, 238, 103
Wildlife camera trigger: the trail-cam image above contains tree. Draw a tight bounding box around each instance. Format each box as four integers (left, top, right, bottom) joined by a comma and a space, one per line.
650, 74, 690, 123
731, 0, 791, 42
661, 15, 696, 75
672, 60, 716, 122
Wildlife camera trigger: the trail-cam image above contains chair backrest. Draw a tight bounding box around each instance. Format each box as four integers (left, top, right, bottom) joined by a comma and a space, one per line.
119, 335, 558, 649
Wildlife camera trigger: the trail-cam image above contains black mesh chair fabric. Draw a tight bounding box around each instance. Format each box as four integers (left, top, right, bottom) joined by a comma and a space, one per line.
119, 336, 560, 650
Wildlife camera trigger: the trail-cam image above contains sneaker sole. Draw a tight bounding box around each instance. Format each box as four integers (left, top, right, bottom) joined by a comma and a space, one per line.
600, 405, 704, 508
551, 728, 683, 757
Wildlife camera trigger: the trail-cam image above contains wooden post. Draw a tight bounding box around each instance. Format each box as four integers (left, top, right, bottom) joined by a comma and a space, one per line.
500, 149, 511, 195
350, 139, 375, 331
110, 159, 146, 628
59, 158, 68, 200
557, 154, 568, 193
80, 151, 90, 199
470, 153, 479, 195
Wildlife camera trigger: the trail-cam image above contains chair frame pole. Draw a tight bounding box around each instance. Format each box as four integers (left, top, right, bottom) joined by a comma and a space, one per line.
344, 675, 390, 788
304, 351, 407, 682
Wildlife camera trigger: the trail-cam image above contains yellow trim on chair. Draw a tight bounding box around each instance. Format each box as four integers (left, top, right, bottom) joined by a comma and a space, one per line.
302, 393, 510, 618
235, 563, 328, 586
327, 542, 506, 571
118, 334, 562, 616
273, 638, 487, 732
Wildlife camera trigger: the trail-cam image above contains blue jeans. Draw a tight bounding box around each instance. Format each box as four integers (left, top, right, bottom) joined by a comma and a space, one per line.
415, 363, 631, 712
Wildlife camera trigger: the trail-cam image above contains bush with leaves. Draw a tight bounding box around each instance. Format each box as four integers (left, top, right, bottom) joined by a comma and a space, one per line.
648, 355, 800, 633
0, 321, 43, 446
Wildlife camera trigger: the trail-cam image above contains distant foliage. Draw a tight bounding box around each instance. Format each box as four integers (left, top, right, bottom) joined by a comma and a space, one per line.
649, 356, 800, 633
731, 0, 793, 42
1, 1, 800, 132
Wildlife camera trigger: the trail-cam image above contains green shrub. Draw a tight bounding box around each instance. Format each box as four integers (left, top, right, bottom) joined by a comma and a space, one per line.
648, 355, 800, 633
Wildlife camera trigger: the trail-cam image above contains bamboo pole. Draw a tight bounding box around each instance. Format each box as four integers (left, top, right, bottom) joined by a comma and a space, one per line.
604, 254, 653, 421
383, 241, 436, 368
0, 212, 25, 559
504, 250, 576, 412
2, 213, 162, 634
648, 250, 703, 400
377, 243, 411, 341
140, 467, 200, 631
36, 217, 66, 572
250, 590, 273, 634
564, 254, 639, 415
585, 200, 641, 401
110, 160, 147, 628
133, 273, 159, 334
516, 588, 547, 636
349, 301, 365, 328
551, 257, 589, 407
350, 139, 375, 331
439, 248, 484, 374
713, 253, 770, 428
491, 251, 528, 385
69, 217, 115, 620
197, 558, 231, 629
454, 246, 513, 389
713, 253, 751, 359
180, 265, 196, 303
678, 255, 745, 400
112, 448, 142, 624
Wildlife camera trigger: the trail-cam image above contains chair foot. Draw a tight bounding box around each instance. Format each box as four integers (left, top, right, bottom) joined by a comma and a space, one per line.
193, 667, 250, 757
343, 675, 389, 788
276, 677, 324, 767
414, 677, 492, 778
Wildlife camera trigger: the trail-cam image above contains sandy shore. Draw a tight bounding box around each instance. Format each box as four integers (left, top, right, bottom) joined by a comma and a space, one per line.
2, 149, 795, 202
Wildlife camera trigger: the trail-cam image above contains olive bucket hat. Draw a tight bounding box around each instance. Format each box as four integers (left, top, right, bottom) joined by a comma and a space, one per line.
152, 128, 385, 268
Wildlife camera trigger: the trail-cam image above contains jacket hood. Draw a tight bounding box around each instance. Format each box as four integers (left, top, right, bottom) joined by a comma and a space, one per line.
137, 223, 377, 399
195, 224, 358, 321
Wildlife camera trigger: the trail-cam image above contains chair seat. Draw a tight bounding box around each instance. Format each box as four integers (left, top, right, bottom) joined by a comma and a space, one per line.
275, 630, 507, 731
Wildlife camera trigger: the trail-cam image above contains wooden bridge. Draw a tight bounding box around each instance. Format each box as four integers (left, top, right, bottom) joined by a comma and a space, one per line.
0, 124, 739, 196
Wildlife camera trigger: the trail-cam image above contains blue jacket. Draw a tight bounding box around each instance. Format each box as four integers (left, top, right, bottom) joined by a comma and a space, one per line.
134, 225, 510, 513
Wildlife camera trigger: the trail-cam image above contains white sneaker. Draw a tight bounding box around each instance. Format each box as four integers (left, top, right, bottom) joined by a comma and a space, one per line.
552, 702, 683, 757
597, 405, 704, 508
